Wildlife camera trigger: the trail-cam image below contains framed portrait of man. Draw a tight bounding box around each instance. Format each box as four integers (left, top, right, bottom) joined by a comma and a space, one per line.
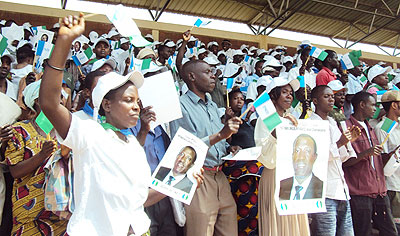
275, 119, 330, 215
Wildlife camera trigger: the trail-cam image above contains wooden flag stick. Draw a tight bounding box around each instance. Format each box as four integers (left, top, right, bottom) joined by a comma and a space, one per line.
32, 55, 38, 72
239, 104, 254, 119
381, 133, 391, 146
226, 92, 230, 108
303, 55, 310, 101
77, 66, 84, 76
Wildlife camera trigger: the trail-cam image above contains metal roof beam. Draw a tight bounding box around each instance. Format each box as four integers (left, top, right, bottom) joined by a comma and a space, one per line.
379, 34, 399, 46
147, 0, 171, 22
330, 37, 344, 48
61, 0, 67, 9
258, 0, 307, 35
347, 15, 400, 48
381, 0, 395, 16
310, 0, 396, 19
265, 0, 308, 35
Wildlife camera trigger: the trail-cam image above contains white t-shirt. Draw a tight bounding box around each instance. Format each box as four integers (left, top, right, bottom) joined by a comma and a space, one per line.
375, 118, 400, 191
5, 79, 18, 101
60, 115, 151, 236
288, 67, 316, 89
10, 64, 33, 88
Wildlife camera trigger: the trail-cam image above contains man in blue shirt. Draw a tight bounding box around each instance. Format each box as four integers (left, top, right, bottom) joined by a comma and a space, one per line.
170, 59, 242, 236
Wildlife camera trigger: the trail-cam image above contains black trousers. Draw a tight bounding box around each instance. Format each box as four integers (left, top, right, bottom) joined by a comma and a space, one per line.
144, 197, 180, 236
350, 195, 397, 236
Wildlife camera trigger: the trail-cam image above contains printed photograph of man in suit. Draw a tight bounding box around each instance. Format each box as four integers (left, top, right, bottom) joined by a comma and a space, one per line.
279, 134, 323, 200
155, 146, 197, 193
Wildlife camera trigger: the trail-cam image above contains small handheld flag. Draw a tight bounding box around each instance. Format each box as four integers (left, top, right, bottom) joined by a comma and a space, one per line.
72, 47, 93, 66
35, 111, 53, 135
381, 117, 397, 134
340, 50, 362, 70
194, 19, 211, 28
106, 4, 151, 47
253, 91, 282, 131
380, 117, 398, 146
309, 47, 328, 61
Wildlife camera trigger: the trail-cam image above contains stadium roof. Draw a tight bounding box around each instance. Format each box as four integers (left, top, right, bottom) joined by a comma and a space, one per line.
78, 0, 400, 55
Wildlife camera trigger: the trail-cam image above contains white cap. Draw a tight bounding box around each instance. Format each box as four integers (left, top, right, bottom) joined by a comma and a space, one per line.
16, 40, 33, 50
145, 34, 154, 40
120, 37, 130, 44
207, 41, 218, 48
92, 71, 144, 121
188, 36, 197, 42
327, 80, 346, 92
89, 31, 99, 42
275, 45, 287, 50
198, 48, 207, 55
91, 58, 117, 72
256, 75, 273, 88
1, 49, 15, 63
271, 51, 280, 57
204, 56, 220, 65
297, 40, 312, 51
367, 64, 391, 82
282, 56, 294, 63
240, 44, 249, 51
164, 41, 176, 48
263, 57, 282, 67
95, 37, 110, 47
22, 22, 32, 31
108, 30, 119, 39
257, 49, 267, 55
53, 23, 60, 28
0, 20, 6, 25
217, 51, 226, 57
266, 76, 300, 93
249, 46, 257, 52
233, 49, 245, 57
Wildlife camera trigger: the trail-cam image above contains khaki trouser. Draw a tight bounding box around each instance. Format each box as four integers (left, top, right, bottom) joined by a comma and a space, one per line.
184, 169, 238, 236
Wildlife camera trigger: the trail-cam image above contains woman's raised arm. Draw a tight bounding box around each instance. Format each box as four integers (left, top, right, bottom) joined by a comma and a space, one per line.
39, 14, 85, 139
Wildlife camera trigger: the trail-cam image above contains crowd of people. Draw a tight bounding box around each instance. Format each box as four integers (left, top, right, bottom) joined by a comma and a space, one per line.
1, 12, 400, 236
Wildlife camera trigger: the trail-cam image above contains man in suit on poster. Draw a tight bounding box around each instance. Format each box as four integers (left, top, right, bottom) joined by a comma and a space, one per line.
155, 146, 197, 193
279, 134, 323, 200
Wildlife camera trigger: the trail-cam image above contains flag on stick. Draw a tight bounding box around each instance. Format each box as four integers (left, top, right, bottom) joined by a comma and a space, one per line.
106, 4, 151, 47
72, 47, 93, 66
340, 50, 362, 70
194, 19, 211, 28
381, 117, 398, 134
253, 91, 282, 131
309, 47, 328, 61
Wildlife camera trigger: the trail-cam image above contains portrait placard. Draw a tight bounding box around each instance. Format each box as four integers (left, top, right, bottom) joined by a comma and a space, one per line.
150, 128, 208, 205
275, 119, 330, 215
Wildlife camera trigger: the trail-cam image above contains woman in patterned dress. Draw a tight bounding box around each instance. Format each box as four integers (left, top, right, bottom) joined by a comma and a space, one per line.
223, 89, 264, 236
5, 81, 68, 236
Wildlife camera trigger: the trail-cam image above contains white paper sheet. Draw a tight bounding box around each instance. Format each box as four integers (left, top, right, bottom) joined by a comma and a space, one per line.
138, 71, 182, 129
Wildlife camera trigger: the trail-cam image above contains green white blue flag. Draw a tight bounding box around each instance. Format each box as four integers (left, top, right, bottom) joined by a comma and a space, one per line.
253, 91, 281, 131
72, 47, 93, 66
309, 47, 328, 61
341, 50, 362, 70
381, 117, 398, 134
